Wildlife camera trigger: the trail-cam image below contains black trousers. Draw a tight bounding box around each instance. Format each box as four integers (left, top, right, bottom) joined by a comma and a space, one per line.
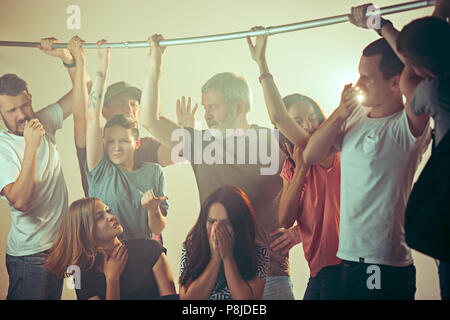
303, 264, 342, 300
339, 260, 416, 300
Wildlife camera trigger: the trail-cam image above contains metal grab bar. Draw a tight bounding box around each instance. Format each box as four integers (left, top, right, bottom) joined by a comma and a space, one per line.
0, 0, 435, 49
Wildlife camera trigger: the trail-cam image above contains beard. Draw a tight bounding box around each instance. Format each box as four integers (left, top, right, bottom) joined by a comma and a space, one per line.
207, 107, 239, 133
0, 107, 34, 136
2, 117, 31, 136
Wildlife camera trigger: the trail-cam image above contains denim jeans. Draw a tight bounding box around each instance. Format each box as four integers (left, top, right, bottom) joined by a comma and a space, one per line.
439, 261, 450, 300
303, 264, 342, 300
261, 275, 295, 300
339, 260, 416, 300
6, 250, 63, 300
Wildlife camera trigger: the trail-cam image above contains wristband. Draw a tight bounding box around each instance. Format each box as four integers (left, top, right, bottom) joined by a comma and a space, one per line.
63, 60, 76, 68
376, 18, 393, 36
259, 73, 273, 83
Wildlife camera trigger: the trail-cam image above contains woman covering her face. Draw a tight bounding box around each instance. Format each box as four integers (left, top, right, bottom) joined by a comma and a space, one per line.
44, 197, 177, 300
179, 185, 268, 300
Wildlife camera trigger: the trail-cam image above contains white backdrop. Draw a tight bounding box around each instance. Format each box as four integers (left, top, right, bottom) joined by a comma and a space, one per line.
0, 0, 440, 299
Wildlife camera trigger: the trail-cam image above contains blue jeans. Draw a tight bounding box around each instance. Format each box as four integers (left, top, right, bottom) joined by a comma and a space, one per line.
439, 261, 450, 300
303, 264, 341, 300
261, 275, 295, 300
6, 250, 63, 300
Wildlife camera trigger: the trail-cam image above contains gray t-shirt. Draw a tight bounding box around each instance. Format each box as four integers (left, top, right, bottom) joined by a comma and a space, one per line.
86, 156, 169, 240
410, 76, 450, 146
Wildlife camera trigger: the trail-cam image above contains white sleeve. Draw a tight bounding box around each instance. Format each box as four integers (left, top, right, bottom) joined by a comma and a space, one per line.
0, 146, 20, 195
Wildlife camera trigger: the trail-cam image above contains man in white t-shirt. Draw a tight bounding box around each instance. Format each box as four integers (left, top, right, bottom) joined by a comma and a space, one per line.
303, 38, 430, 299
349, 2, 450, 300
0, 37, 80, 300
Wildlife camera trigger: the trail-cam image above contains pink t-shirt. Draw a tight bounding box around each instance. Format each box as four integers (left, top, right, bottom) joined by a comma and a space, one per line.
280, 154, 341, 278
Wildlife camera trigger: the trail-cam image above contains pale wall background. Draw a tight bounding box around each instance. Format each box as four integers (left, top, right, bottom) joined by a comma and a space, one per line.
0, 0, 440, 299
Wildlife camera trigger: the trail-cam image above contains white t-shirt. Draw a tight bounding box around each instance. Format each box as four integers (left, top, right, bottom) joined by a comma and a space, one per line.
334, 106, 430, 266
0, 103, 68, 256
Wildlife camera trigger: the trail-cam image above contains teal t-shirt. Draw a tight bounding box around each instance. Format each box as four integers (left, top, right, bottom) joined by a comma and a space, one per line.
86, 156, 169, 240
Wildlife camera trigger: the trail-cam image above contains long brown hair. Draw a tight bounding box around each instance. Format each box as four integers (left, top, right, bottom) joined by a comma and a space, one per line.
278, 94, 326, 167
44, 197, 100, 278
179, 186, 258, 287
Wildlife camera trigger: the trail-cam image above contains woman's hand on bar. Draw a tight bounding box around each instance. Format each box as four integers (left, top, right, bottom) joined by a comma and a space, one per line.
96, 39, 110, 77
246, 26, 268, 68
67, 35, 86, 67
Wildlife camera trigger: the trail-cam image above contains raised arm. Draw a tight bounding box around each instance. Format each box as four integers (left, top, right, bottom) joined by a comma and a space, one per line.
67, 36, 89, 149
85, 40, 110, 171
433, 0, 450, 21
349, 4, 429, 137
348, 5, 405, 62
140, 34, 183, 150
247, 27, 310, 149
303, 84, 358, 164
379, 24, 425, 104
38, 37, 91, 120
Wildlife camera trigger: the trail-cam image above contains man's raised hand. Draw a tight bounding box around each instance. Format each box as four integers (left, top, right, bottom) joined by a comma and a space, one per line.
176, 96, 198, 128
38, 37, 74, 65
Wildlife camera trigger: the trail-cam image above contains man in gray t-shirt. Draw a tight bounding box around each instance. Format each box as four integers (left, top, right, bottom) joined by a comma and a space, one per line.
394, 12, 450, 300
141, 35, 299, 300
410, 76, 450, 146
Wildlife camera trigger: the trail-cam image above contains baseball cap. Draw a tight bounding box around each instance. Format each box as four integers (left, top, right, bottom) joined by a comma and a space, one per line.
103, 81, 142, 108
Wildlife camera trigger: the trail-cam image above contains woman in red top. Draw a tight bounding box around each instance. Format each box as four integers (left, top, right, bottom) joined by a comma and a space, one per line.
248, 27, 345, 299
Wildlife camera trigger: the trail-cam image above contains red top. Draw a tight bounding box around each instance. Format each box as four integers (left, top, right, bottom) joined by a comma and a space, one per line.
280, 154, 341, 277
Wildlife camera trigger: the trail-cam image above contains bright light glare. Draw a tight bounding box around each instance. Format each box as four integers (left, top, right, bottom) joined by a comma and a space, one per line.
354, 86, 365, 104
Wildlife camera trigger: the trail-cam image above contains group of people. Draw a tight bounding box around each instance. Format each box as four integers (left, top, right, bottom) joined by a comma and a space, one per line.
0, 1, 449, 300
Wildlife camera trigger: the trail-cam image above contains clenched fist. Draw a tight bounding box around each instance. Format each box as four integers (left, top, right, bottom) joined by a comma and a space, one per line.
24, 119, 45, 151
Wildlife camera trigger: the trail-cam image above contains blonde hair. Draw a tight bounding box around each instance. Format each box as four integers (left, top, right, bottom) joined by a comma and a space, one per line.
44, 197, 100, 278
